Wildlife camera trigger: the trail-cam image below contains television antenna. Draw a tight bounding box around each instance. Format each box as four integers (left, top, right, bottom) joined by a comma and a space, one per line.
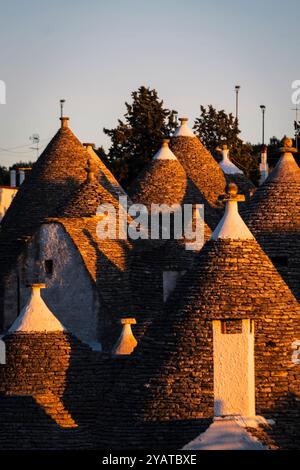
292, 105, 299, 150
29, 133, 40, 159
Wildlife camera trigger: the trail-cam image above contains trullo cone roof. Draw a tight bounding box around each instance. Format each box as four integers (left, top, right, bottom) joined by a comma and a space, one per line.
170, 118, 226, 229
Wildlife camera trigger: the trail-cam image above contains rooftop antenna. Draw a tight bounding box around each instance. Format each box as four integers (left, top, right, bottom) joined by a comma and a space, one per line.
60, 99, 65, 118
292, 104, 299, 150
29, 133, 40, 159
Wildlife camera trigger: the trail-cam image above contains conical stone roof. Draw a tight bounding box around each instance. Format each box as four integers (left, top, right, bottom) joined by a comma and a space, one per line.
128, 140, 211, 341
0, 118, 108, 304
129, 139, 189, 209
129, 139, 211, 238
97, 184, 300, 449
0, 284, 103, 446
83, 143, 127, 200
170, 118, 226, 229
60, 157, 121, 218
0, 117, 130, 330
243, 137, 300, 301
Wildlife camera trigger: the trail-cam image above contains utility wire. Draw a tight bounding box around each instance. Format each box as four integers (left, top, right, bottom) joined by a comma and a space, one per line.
0, 135, 53, 154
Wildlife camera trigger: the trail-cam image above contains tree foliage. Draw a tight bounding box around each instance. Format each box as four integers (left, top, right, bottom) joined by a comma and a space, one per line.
104, 86, 178, 188
0, 161, 33, 185
193, 105, 260, 185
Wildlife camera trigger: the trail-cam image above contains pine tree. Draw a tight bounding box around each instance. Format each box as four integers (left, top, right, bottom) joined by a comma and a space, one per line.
94, 146, 114, 172
104, 86, 178, 188
0, 166, 9, 185
194, 105, 260, 185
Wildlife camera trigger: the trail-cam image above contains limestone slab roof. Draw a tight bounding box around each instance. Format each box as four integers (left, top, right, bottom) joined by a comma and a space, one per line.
244, 151, 300, 234
170, 132, 226, 229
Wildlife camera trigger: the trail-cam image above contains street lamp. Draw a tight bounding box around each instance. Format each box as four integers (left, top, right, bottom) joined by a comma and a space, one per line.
260, 105, 266, 145
235, 85, 240, 121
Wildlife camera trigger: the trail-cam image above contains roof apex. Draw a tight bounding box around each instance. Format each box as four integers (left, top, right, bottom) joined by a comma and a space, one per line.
174, 117, 196, 138
212, 184, 254, 240
153, 139, 177, 161
218, 146, 243, 175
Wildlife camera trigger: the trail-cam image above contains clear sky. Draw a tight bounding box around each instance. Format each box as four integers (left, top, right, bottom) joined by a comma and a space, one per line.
0, 0, 299, 167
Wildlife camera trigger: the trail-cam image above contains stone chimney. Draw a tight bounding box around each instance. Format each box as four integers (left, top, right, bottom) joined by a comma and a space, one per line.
60, 117, 70, 129
10, 169, 16, 187
112, 318, 137, 356
19, 169, 25, 185
83, 143, 95, 152
259, 144, 269, 185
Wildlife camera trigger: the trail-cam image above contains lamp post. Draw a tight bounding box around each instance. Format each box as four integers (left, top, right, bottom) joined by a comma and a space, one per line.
235, 85, 240, 121
260, 105, 266, 145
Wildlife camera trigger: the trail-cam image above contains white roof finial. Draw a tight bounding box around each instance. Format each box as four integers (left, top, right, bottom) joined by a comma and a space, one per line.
8, 284, 65, 333
112, 318, 138, 355
217, 144, 243, 175
174, 117, 196, 138
153, 139, 177, 161
212, 183, 254, 240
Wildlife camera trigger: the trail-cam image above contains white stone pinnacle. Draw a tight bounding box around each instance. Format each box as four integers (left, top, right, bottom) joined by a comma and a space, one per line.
112, 318, 137, 355
153, 139, 177, 161
219, 147, 243, 175
8, 284, 65, 333
173, 118, 196, 138
212, 185, 254, 241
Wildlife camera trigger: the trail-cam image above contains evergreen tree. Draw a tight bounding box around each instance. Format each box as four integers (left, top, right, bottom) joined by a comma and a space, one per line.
194, 105, 260, 185
0, 161, 33, 185
94, 146, 114, 172
0, 166, 9, 185
104, 86, 178, 188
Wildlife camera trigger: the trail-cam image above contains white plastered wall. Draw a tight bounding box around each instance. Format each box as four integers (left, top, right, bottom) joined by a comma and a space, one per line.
213, 319, 255, 417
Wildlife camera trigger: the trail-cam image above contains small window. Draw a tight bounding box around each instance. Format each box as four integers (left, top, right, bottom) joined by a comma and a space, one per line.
44, 259, 53, 276
270, 256, 289, 268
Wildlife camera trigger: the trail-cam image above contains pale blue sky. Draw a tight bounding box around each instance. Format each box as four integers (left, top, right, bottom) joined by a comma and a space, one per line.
0, 0, 299, 167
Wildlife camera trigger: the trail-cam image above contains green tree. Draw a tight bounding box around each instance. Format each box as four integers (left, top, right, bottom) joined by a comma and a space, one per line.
94, 146, 114, 172
0, 161, 33, 186
0, 166, 9, 185
193, 105, 260, 185
104, 86, 178, 188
